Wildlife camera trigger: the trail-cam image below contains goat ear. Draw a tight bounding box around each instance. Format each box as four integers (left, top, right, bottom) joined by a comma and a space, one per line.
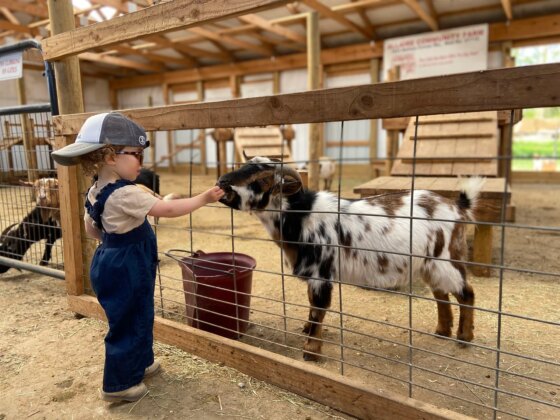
19, 180, 33, 187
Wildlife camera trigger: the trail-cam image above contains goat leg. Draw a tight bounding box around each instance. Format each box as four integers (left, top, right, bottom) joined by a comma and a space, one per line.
303, 280, 332, 361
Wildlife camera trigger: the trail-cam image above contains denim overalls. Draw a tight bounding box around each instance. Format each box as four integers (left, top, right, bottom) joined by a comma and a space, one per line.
86, 179, 158, 392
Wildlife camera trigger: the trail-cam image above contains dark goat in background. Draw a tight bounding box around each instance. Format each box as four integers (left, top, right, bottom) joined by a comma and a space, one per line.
93, 168, 160, 195
0, 206, 62, 273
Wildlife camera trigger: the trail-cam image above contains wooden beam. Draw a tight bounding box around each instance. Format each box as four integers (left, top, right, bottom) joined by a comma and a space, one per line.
28, 4, 104, 29
145, 35, 230, 61
500, 0, 513, 20
350, 0, 376, 38
239, 13, 306, 44
79, 51, 164, 72
302, 0, 374, 39
0, 7, 19, 25
110, 45, 196, 68
47, 0, 86, 297
189, 26, 274, 56
369, 58, 379, 177
68, 294, 473, 420
0, 21, 39, 36
424, 0, 439, 28
58, 63, 560, 135
401, 0, 438, 31
0, 0, 48, 18
490, 13, 560, 43
307, 11, 321, 191
110, 42, 382, 90
89, 0, 129, 14
43, 0, 291, 61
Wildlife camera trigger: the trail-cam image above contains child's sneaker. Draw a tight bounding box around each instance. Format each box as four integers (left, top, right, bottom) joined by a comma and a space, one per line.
100, 382, 148, 402
144, 360, 161, 378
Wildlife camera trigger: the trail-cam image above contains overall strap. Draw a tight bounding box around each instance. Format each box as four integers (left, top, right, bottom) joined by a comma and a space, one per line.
86, 179, 135, 231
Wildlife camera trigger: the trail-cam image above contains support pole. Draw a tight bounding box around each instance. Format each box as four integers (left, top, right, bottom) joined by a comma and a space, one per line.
47, 0, 88, 296
148, 95, 156, 168
163, 83, 175, 173
369, 58, 380, 178
196, 81, 207, 174
307, 11, 321, 191
17, 76, 38, 182
228, 75, 240, 172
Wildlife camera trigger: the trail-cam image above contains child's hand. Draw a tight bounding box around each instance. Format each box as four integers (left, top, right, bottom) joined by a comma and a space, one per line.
203, 186, 225, 204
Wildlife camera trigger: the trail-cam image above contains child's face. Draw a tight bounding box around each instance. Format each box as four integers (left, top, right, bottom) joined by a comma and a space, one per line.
111, 146, 144, 181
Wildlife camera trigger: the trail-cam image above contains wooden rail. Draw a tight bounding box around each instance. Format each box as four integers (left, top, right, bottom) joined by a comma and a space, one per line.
55, 63, 560, 134
68, 294, 473, 420
43, 0, 291, 61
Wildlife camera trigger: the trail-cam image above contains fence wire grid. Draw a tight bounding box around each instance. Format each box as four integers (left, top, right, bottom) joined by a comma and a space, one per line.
0, 109, 63, 274
70, 111, 560, 420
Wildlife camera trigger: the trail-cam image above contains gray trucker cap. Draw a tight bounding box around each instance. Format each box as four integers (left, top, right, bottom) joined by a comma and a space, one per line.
51, 112, 149, 166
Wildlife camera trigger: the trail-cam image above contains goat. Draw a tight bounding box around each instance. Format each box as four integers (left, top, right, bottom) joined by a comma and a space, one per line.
0, 206, 62, 273
217, 157, 482, 361
301, 157, 336, 191
92, 168, 161, 195
20, 177, 60, 224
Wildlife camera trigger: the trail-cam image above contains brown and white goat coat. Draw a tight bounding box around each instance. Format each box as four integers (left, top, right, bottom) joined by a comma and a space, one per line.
218, 157, 482, 360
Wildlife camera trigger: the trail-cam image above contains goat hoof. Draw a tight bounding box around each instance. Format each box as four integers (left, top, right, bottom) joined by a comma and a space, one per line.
302, 322, 311, 334
303, 351, 320, 362
457, 331, 474, 345
39, 260, 48, 267
435, 328, 452, 338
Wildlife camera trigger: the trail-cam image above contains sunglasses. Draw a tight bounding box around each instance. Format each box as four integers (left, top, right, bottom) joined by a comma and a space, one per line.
115, 150, 144, 165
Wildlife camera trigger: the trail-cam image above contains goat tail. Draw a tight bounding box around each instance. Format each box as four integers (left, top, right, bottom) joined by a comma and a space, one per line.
457, 176, 485, 220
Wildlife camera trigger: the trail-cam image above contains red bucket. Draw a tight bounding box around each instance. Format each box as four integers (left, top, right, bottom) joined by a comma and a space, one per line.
168, 249, 256, 340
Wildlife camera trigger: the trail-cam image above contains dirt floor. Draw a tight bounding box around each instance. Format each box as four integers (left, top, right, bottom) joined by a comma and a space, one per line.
1, 167, 559, 419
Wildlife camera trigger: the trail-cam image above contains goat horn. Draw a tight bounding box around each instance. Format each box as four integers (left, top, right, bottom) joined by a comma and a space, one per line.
277, 165, 302, 183
1, 222, 18, 237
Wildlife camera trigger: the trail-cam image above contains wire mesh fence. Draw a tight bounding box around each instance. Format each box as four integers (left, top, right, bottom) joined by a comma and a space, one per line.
71, 110, 560, 419
0, 108, 63, 274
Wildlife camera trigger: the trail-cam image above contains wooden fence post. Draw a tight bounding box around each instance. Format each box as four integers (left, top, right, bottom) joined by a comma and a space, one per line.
48, 0, 89, 296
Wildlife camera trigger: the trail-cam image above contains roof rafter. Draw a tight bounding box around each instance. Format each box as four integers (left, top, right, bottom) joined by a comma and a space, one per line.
401, 0, 438, 31
145, 34, 230, 62
350, 0, 376, 38
108, 44, 197, 68
79, 51, 164, 72
1, 7, 19, 25
0, 0, 48, 18
189, 26, 274, 56
239, 13, 306, 44
0, 21, 39, 36
501, 0, 513, 20
302, 0, 375, 39
89, 0, 130, 14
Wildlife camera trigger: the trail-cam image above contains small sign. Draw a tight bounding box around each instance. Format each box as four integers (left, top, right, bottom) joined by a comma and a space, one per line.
0, 51, 23, 81
383, 24, 488, 81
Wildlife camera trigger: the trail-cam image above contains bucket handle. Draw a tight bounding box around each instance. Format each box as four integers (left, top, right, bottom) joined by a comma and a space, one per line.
164, 249, 241, 275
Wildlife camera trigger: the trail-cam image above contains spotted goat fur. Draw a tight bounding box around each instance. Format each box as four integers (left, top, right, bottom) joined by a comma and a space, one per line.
218, 157, 483, 360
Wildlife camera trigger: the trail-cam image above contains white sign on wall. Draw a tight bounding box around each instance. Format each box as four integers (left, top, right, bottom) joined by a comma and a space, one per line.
383, 24, 488, 80
0, 51, 23, 81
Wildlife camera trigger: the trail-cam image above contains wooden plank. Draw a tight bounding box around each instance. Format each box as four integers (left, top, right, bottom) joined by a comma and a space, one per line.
369, 58, 380, 178
402, 0, 438, 30
48, 0, 89, 297
307, 11, 321, 191
57, 63, 560, 134
353, 177, 510, 199
189, 27, 273, 56
302, 0, 374, 39
68, 294, 473, 420
239, 14, 306, 44
43, 0, 291, 61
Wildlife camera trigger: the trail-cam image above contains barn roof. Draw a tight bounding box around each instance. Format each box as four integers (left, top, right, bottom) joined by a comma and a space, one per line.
2, 0, 560, 78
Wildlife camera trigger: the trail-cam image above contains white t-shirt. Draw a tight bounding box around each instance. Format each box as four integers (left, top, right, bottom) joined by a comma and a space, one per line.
84, 174, 159, 234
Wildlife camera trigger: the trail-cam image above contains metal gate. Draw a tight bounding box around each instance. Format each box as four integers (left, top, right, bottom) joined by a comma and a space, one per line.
0, 40, 63, 279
